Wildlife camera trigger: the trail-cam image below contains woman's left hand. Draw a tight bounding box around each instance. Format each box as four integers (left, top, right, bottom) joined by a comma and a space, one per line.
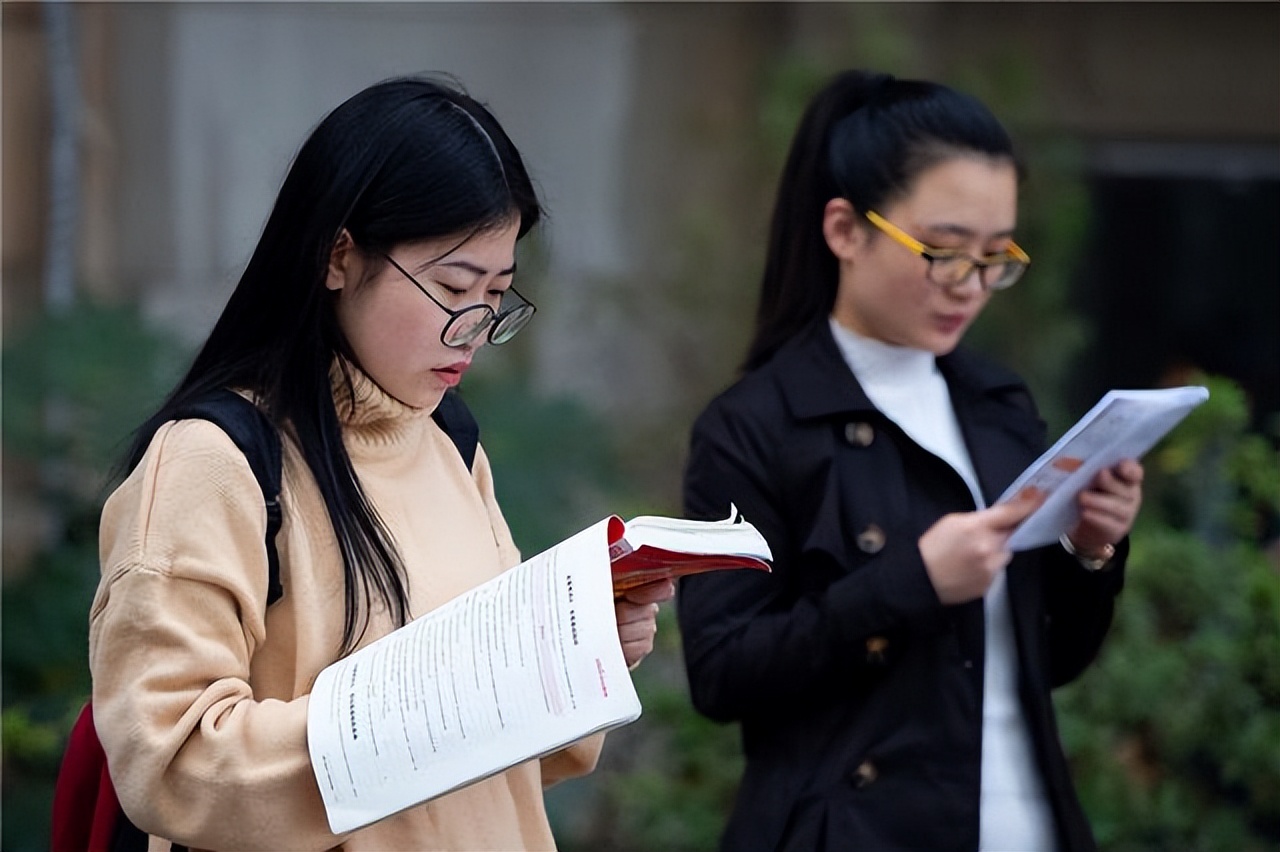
1067, 458, 1145, 555
615, 579, 676, 670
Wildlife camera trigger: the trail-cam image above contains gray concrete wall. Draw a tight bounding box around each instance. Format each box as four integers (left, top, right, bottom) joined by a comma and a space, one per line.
7, 2, 1277, 414
109, 4, 637, 343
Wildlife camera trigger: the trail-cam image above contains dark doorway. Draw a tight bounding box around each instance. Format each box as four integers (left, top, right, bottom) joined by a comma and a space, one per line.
1073, 163, 1280, 437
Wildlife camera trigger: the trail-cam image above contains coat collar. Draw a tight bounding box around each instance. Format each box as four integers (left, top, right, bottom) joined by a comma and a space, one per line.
766, 319, 1027, 422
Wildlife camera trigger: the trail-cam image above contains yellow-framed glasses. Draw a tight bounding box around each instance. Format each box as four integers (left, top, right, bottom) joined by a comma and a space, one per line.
864, 210, 1031, 291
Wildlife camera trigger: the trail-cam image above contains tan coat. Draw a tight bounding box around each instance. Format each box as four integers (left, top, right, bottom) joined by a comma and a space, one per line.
90, 371, 602, 851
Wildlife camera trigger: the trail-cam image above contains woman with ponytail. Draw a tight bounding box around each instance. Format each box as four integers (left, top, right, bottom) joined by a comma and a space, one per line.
89, 76, 672, 851
677, 70, 1143, 851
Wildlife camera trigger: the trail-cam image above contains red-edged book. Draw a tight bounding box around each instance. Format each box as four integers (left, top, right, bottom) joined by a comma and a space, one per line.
606, 506, 773, 594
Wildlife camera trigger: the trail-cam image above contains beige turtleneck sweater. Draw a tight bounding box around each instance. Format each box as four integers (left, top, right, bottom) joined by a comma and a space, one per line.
90, 368, 602, 851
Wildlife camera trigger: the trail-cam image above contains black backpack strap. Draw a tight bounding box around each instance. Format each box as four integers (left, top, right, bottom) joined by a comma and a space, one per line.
170, 389, 285, 606
101, 392, 280, 852
112, 392, 468, 852
431, 388, 479, 471
110, 810, 150, 852
163, 388, 472, 611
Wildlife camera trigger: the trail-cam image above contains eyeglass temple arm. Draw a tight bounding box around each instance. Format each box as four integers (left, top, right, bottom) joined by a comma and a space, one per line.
865, 210, 1030, 265
865, 210, 929, 254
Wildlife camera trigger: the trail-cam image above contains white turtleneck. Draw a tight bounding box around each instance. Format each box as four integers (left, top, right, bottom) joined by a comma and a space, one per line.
829, 318, 1056, 852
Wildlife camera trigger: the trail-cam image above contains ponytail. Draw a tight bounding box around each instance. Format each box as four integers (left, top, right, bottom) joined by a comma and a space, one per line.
743, 70, 1018, 371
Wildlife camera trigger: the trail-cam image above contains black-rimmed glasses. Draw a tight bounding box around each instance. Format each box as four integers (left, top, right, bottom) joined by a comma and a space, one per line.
864, 210, 1031, 292
382, 254, 536, 348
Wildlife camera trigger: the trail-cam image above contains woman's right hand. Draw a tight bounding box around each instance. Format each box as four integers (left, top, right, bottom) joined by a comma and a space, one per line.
615, 579, 676, 670
918, 489, 1044, 605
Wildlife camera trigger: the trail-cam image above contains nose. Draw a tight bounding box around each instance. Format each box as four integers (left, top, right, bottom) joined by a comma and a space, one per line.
455, 332, 486, 354
944, 267, 985, 298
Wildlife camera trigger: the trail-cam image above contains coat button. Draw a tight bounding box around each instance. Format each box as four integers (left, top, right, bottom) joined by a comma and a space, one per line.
853, 760, 878, 788
865, 635, 889, 664
856, 524, 886, 554
844, 421, 875, 447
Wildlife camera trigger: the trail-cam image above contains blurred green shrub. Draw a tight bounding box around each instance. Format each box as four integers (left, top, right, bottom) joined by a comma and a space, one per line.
548, 604, 743, 852
2, 301, 188, 852
460, 367, 626, 558
1058, 373, 1280, 851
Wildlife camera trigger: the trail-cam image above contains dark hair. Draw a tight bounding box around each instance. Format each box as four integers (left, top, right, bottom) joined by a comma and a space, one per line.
122, 75, 542, 653
744, 69, 1022, 370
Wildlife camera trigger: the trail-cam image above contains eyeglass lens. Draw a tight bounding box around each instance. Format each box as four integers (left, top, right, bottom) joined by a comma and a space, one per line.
441, 296, 536, 348
929, 255, 1025, 291
490, 303, 535, 344
442, 306, 495, 347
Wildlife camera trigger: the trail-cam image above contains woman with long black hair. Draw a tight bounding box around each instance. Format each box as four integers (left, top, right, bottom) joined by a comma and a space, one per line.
89, 76, 672, 851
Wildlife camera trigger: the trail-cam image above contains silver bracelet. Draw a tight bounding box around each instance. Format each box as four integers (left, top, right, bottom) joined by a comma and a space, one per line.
1059, 533, 1115, 571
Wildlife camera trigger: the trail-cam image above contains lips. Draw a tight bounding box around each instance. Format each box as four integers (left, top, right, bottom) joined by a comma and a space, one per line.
933, 313, 969, 334
433, 360, 471, 387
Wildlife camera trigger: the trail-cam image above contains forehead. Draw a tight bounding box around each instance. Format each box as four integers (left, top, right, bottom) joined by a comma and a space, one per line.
889, 156, 1019, 231
393, 221, 520, 272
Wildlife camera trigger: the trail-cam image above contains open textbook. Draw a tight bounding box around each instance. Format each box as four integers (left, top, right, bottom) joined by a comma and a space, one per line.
306, 509, 772, 834
998, 385, 1209, 551
609, 505, 773, 593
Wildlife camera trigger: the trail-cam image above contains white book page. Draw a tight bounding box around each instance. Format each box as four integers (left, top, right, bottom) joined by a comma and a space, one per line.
306, 518, 640, 834
999, 385, 1208, 551
618, 505, 774, 560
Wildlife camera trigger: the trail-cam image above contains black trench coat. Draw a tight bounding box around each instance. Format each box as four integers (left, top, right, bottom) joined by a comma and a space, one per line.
678, 320, 1126, 852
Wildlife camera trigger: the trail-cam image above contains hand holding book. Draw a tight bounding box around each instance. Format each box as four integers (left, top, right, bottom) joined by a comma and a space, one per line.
614, 579, 675, 671
1061, 456, 1145, 565
996, 386, 1207, 550
306, 507, 772, 833
609, 505, 772, 667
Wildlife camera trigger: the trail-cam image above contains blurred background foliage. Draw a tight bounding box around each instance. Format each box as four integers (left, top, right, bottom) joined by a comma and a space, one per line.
4, 12, 1278, 852
1, 303, 188, 848
1057, 375, 1280, 852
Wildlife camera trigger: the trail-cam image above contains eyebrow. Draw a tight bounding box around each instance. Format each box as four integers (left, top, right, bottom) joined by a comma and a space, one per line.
923, 223, 1017, 242
413, 259, 518, 277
